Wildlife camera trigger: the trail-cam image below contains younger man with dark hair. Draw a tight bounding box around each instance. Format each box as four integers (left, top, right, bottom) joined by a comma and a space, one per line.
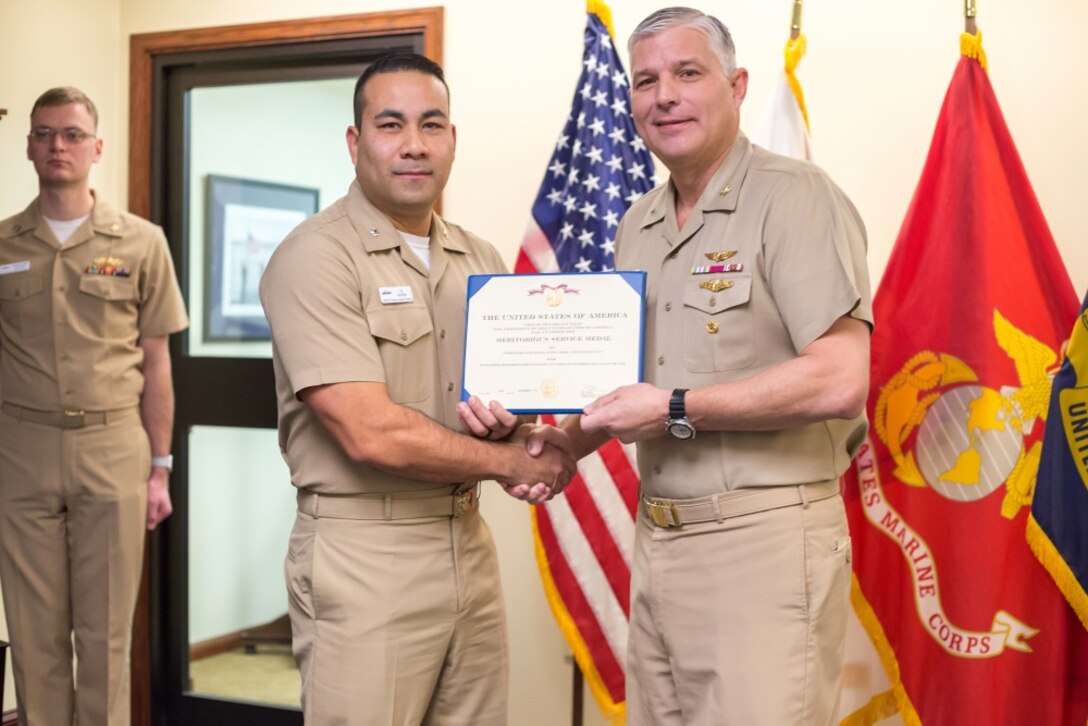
261, 54, 574, 724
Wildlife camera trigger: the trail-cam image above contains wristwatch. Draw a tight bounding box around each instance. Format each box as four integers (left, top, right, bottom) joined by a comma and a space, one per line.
665, 388, 696, 440
151, 455, 174, 472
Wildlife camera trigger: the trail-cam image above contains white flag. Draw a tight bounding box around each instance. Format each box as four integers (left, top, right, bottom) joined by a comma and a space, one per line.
752, 69, 813, 161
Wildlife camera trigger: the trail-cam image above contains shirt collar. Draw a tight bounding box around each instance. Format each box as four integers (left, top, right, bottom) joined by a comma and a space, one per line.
5, 191, 122, 245
87, 192, 124, 238
638, 132, 754, 230
346, 180, 469, 254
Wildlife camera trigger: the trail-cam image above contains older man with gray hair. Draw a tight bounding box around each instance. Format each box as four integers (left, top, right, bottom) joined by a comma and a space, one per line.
558, 7, 873, 724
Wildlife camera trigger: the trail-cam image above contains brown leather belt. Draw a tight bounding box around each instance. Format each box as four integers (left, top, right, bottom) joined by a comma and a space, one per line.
297, 487, 480, 521
642, 479, 840, 528
1, 402, 139, 429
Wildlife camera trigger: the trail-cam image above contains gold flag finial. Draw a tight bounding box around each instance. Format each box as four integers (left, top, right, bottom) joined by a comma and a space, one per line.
587, 0, 616, 39
964, 0, 978, 35
790, 0, 803, 40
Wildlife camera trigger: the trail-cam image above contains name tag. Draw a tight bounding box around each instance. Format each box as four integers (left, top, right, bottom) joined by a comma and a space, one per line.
379, 286, 413, 304
0, 260, 30, 276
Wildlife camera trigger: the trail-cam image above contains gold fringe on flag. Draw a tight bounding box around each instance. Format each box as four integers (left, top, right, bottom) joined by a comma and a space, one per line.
783, 33, 811, 133
960, 30, 988, 71
587, 0, 616, 40
839, 689, 900, 726
844, 574, 922, 726
1026, 514, 1088, 630
531, 508, 627, 725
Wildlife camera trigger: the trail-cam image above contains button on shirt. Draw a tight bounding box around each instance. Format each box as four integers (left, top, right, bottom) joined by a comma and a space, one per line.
260, 181, 508, 495
0, 195, 189, 411
616, 134, 873, 499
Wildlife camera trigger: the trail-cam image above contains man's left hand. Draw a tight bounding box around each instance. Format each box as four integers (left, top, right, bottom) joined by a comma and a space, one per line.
146, 467, 173, 530
581, 383, 671, 443
456, 395, 520, 440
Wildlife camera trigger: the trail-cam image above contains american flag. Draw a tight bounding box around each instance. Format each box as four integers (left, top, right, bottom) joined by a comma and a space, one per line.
516, 6, 655, 277
517, 3, 655, 722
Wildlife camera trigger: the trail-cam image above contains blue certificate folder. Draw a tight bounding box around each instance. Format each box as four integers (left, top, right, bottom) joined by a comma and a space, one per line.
461, 271, 646, 414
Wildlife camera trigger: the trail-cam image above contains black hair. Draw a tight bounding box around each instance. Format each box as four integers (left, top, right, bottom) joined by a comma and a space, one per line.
353, 52, 449, 128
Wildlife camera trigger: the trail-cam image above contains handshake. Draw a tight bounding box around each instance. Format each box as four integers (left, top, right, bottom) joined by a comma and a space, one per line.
456, 382, 674, 503
457, 395, 578, 505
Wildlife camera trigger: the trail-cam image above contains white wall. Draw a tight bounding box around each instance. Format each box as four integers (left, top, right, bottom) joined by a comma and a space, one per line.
2, 0, 1087, 721
114, 0, 1088, 300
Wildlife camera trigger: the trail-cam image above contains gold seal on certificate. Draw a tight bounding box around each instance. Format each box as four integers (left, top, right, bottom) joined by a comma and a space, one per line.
462, 272, 646, 413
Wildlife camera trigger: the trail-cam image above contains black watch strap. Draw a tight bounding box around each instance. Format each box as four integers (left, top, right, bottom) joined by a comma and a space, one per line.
669, 388, 689, 419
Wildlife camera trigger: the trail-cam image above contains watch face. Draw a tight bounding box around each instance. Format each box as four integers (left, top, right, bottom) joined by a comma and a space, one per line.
667, 420, 696, 440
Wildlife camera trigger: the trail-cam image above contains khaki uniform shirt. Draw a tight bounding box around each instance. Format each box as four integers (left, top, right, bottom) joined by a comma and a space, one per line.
616, 134, 873, 499
0, 195, 188, 411
260, 181, 508, 495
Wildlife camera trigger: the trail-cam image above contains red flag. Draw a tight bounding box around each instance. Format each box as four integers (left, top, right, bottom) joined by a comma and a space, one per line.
843, 34, 1088, 724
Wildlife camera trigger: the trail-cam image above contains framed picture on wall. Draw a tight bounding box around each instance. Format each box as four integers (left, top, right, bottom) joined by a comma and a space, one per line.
204, 175, 319, 341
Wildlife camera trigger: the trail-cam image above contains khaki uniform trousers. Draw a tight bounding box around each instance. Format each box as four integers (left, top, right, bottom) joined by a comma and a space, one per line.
627, 483, 852, 726
286, 493, 508, 726
0, 407, 150, 726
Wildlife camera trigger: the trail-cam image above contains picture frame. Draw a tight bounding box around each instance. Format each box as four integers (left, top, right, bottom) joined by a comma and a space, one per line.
204, 175, 319, 341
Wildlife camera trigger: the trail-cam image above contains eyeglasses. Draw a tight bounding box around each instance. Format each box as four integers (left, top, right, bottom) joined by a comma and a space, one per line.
29, 127, 96, 145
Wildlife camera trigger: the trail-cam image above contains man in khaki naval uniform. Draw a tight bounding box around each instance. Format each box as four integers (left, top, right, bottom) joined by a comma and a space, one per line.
260, 54, 574, 725
0, 87, 188, 725
559, 8, 873, 725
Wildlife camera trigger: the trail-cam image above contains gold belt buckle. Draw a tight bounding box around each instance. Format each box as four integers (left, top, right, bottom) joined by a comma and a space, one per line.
645, 499, 680, 528
453, 490, 476, 517
62, 409, 87, 429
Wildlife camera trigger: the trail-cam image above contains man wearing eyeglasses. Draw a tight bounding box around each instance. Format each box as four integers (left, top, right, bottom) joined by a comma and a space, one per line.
0, 86, 188, 726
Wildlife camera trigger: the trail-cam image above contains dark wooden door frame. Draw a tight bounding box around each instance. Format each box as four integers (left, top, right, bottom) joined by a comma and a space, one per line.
129, 7, 443, 218
126, 9, 442, 725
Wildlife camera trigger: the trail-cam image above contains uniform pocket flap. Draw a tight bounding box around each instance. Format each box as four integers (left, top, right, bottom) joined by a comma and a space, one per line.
682, 272, 752, 315
367, 305, 433, 347
79, 275, 136, 301
0, 272, 44, 301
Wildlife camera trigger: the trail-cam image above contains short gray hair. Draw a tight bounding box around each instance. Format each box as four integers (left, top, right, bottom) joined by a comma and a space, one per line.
628, 7, 736, 76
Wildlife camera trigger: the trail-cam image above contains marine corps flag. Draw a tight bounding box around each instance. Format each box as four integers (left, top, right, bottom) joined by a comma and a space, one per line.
1030, 293, 1088, 629
842, 32, 1088, 724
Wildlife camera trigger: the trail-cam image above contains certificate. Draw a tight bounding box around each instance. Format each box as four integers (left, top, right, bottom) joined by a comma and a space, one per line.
462, 271, 646, 413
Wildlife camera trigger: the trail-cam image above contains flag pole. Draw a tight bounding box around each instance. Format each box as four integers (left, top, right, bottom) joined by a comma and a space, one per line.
964, 0, 977, 35
960, 0, 987, 70
781, 0, 810, 133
